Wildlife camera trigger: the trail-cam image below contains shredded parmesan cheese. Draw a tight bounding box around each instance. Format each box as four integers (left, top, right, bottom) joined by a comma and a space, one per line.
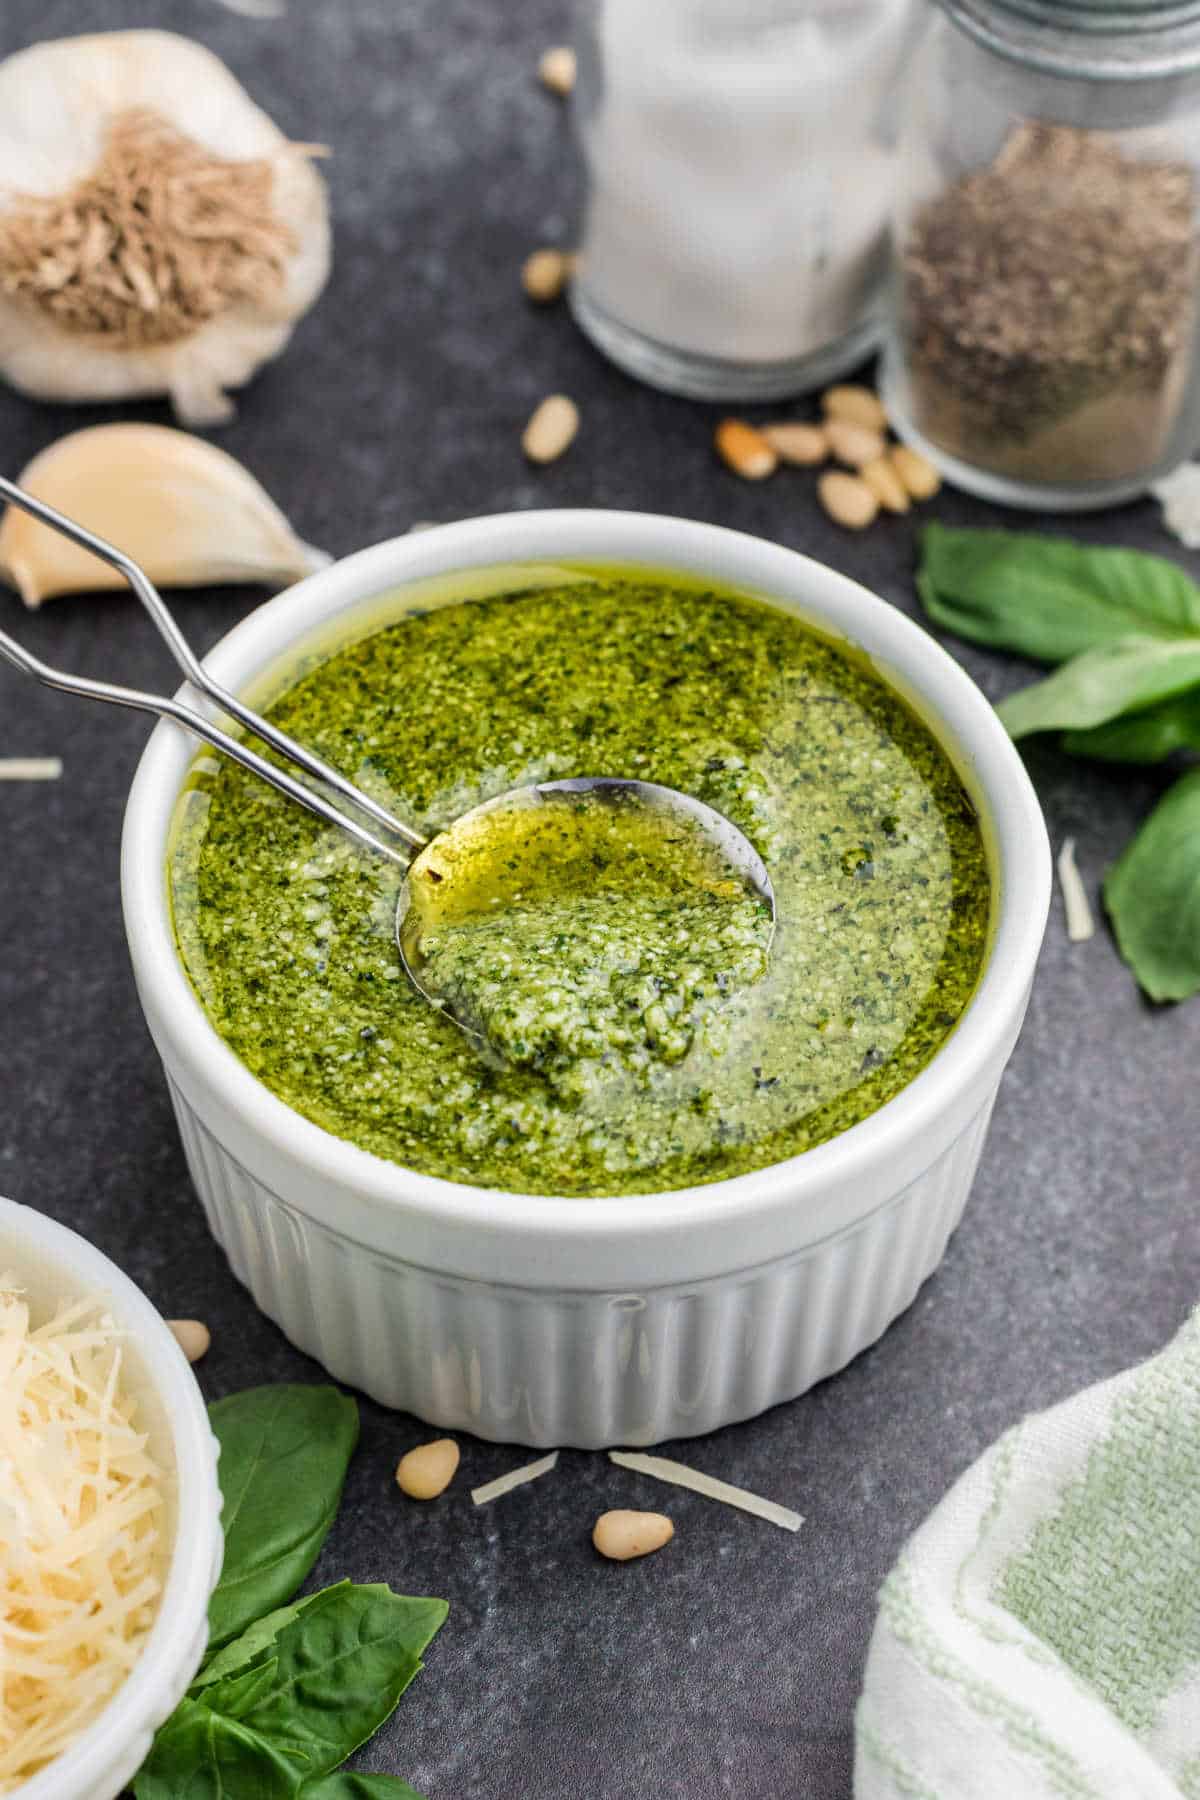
608, 1451, 803, 1533
470, 1451, 559, 1507
0, 760, 62, 782
0, 1283, 163, 1791
1056, 837, 1095, 943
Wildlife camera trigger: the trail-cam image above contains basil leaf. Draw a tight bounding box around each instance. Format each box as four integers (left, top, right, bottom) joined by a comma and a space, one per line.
207, 1386, 359, 1648
196, 1582, 448, 1784
191, 1586, 352, 1692
918, 524, 1200, 663
199, 1655, 285, 1719
1061, 688, 1200, 763
132, 1696, 299, 1800
997, 637, 1200, 740
1104, 770, 1200, 1001
299, 1777, 427, 1799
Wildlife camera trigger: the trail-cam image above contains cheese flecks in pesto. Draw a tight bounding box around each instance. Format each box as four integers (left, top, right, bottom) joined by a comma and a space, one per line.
171, 577, 991, 1197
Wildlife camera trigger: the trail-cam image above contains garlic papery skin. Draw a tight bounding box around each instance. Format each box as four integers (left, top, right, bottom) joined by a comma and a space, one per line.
0, 424, 329, 607
0, 31, 330, 426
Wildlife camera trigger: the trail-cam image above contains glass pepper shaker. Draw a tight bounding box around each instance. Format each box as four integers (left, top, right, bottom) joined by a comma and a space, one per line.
569, 0, 918, 401
882, 0, 1200, 509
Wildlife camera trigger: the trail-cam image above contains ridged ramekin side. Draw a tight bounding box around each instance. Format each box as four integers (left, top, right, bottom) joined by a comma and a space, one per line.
167, 1080, 994, 1449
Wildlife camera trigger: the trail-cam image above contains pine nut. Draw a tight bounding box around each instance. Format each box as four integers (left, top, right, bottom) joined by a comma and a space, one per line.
822, 384, 888, 431
890, 444, 942, 500
539, 45, 577, 96
522, 248, 570, 304
715, 418, 778, 480
592, 1509, 675, 1561
168, 1319, 210, 1363
818, 470, 879, 529
522, 394, 580, 463
824, 418, 886, 469
860, 456, 910, 514
396, 1438, 460, 1500
760, 422, 828, 466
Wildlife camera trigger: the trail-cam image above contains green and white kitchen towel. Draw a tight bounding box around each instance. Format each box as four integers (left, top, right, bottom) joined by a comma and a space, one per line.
855, 1307, 1200, 1799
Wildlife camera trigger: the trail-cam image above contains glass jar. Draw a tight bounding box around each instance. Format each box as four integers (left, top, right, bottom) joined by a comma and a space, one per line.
881, 0, 1200, 509
569, 0, 919, 401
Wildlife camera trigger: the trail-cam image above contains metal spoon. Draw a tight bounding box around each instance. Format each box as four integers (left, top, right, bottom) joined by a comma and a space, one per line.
0, 478, 775, 1035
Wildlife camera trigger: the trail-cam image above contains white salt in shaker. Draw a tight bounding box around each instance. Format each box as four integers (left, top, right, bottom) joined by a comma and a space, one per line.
569, 0, 918, 401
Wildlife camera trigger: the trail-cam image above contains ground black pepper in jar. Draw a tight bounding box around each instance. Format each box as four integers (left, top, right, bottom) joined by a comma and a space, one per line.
882, 0, 1200, 511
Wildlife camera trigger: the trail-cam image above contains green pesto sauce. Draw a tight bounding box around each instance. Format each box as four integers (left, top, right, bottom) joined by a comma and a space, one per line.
407, 789, 773, 1087
170, 576, 991, 1197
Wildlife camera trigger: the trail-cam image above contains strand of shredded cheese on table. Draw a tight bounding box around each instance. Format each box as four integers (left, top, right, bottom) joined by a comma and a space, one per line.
608, 1450, 803, 1532
471, 1451, 559, 1507
1056, 837, 1095, 943
1152, 461, 1200, 547
210, 0, 288, 15
0, 1281, 163, 1791
0, 760, 62, 782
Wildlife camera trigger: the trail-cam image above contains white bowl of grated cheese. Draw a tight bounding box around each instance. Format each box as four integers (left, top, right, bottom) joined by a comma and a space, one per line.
0, 1195, 222, 1800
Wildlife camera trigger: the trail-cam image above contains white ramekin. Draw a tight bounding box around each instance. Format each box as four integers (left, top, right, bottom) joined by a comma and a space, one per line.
0, 1195, 222, 1800
121, 511, 1050, 1449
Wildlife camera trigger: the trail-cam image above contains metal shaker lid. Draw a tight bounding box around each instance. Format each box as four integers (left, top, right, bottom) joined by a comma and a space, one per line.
940, 0, 1200, 78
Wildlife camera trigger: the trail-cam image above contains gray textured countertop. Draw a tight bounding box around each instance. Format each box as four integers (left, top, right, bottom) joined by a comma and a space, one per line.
1, 3, 1197, 1795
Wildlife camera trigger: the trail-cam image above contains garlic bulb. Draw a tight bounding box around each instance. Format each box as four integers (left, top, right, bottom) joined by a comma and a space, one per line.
0, 424, 329, 606
0, 31, 330, 426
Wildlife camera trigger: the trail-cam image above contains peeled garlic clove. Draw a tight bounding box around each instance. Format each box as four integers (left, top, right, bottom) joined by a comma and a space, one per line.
0, 424, 329, 607
0, 32, 330, 426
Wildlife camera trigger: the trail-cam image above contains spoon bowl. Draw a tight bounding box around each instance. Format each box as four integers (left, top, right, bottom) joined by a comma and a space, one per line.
395, 776, 776, 1039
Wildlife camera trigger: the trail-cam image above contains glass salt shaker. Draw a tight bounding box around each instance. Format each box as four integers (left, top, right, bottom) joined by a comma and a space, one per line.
882, 0, 1200, 509
568, 0, 918, 401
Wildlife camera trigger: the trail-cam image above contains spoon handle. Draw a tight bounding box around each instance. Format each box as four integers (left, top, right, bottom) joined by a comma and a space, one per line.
0, 622, 411, 869
0, 475, 425, 855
